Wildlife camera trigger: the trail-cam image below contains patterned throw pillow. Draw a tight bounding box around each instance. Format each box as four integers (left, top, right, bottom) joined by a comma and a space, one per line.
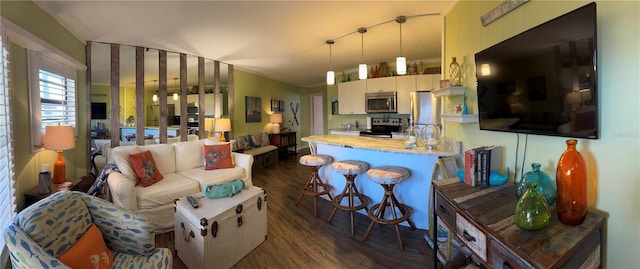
204, 144, 234, 170
248, 134, 261, 148
260, 132, 270, 146
57, 224, 114, 269
128, 150, 164, 187
236, 135, 250, 150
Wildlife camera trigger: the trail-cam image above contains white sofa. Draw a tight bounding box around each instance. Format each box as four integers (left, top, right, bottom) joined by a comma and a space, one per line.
106, 139, 254, 233
93, 135, 199, 174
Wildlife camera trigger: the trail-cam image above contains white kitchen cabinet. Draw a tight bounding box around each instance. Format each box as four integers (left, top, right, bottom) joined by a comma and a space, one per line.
338, 80, 366, 114
186, 94, 199, 106
396, 75, 417, 114
203, 94, 215, 116
366, 76, 396, 93
417, 74, 439, 91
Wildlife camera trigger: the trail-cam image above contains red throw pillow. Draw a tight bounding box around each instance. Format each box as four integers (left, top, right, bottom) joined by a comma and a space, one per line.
129, 150, 164, 187
204, 144, 233, 170
57, 224, 114, 269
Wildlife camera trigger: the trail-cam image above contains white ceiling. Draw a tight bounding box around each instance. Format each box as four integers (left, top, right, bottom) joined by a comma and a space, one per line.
35, 0, 454, 87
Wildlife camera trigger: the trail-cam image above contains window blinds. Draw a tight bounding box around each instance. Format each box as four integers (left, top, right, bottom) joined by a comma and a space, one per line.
0, 28, 17, 268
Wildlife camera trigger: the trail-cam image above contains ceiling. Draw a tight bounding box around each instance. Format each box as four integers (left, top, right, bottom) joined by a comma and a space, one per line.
35, 0, 455, 87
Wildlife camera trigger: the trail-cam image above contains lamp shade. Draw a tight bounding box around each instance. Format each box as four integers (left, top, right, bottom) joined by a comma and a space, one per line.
214, 118, 231, 132
269, 113, 283, 124
396, 56, 407, 75
44, 124, 75, 151
205, 118, 215, 138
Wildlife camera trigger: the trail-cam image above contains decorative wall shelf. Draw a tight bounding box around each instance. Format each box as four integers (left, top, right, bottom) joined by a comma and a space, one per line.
432, 86, 466, 98
434, 86, 478, 124
441, 114, 479, 123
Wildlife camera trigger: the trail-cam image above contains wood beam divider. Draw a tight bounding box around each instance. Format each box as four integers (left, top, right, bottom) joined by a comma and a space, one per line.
110, 44, 120, 148
198, 57, 205, 139
179, 54, 188, 141
158, 50, 168, 144
135, 47, 145, 146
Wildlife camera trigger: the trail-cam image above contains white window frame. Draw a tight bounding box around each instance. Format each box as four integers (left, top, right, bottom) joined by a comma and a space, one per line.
28, 50, 77, 152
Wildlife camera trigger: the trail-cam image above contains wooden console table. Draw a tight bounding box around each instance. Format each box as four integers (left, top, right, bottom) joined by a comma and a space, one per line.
432, 178, 604, 268
269, 132, 296, 159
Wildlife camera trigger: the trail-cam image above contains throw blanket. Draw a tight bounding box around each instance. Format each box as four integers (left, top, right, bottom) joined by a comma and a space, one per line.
87, 163, 120, 196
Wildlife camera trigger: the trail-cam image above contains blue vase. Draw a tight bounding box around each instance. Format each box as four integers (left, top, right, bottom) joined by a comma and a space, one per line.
517, 163, 556, 206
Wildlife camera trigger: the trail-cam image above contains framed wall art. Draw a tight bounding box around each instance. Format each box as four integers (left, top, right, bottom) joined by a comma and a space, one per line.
245, 96, 262, 122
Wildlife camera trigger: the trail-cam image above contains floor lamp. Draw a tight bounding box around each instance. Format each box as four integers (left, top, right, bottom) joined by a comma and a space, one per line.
43, 124, 75, 184
214, 118, 231, 142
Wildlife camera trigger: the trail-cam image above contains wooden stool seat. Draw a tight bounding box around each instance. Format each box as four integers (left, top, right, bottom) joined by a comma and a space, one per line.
327, 160, 370, 236
295, 154, 333, 218
363, 166, 416, 250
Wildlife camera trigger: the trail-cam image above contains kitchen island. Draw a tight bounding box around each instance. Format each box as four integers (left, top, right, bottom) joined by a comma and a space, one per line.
301, 135, 461, 229
119, 126, 182, 141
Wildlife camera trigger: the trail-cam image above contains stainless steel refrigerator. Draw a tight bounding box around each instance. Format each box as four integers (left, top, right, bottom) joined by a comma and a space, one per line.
410, 91, 441, 128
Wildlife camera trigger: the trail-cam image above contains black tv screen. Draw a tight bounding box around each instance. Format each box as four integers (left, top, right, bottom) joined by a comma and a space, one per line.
91, 102, 107, 119
475, 2, 598, 139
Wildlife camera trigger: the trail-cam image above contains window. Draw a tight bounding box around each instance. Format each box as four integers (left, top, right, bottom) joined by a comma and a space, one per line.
0, 28, 17, 269
28, 50, 77, 151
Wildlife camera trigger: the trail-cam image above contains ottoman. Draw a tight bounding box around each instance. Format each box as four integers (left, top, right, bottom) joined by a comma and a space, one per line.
175, 185, 268, 269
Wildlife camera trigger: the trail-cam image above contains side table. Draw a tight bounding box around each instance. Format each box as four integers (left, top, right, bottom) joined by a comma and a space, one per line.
24, 179, 78, 208
269, 132, 296, 160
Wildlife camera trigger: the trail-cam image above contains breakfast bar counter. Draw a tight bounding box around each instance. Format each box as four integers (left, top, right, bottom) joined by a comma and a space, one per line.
301, 135, 461, 230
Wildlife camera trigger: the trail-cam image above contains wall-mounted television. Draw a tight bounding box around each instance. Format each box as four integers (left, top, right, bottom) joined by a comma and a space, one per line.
475, 2, 598, 139
91, 102, 107, 119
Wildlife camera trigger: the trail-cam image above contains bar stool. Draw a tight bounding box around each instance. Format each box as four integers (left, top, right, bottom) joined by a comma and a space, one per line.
327, 160, 370, 236
363, 165, 416, 250
295, 142, 333, 218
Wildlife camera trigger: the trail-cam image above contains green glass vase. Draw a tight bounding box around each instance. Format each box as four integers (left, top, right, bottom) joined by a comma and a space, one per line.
517, 163, 556, 206
515, 183, 551, 231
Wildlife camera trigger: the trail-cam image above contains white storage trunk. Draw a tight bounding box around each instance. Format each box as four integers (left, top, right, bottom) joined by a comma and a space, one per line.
175, 186, 267, 269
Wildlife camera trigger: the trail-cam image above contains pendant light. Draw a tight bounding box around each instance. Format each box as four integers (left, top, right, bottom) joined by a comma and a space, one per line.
152, 80, 158, 102
326, 40, 335, 85
172, 78, 179, 100
358, 27, 367, 80
396, 16, 407, 75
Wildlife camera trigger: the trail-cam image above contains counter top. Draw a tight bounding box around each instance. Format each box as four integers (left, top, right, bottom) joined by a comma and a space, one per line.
120, 126, 181, 130
302, 135, 459, 156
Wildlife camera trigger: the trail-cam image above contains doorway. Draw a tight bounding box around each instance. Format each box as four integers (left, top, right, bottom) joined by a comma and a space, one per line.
311, 94, 324, 135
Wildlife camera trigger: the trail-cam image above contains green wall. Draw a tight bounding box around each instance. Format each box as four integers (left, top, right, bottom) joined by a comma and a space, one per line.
232, 69, 301, 145
2, 0, 88, 210
443, 1, 639, 267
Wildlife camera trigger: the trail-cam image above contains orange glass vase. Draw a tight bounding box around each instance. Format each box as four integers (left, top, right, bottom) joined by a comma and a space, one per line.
555, 139, 587, 225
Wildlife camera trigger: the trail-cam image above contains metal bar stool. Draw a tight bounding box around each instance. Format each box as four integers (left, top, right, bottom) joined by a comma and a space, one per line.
327, 160, 370, 236
363, 165, 416, 250
294, 142, 333, 218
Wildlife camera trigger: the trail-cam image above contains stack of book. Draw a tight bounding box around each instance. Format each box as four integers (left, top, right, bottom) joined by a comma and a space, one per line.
464, 145, 502, 186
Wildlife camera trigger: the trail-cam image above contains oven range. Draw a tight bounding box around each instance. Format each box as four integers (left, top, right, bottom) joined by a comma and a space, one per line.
359, 118, 401, 138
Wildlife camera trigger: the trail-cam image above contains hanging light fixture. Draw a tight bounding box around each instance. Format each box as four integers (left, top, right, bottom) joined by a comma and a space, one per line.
152, 80, 158, 102
326, 40, 335, 85
358, 27, 368, 80
172, 78, 179, 100
396, 16, 407, 75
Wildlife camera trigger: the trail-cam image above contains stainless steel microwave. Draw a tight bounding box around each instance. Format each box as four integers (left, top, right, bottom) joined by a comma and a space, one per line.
365, 92, 397, 113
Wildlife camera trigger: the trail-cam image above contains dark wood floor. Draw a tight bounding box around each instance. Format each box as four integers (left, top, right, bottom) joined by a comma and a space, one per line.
156, 152, 439, 268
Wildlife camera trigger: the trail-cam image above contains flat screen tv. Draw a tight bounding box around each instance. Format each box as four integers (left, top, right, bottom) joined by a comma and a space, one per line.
475, 2, 598, 139
91, 102, 107, 119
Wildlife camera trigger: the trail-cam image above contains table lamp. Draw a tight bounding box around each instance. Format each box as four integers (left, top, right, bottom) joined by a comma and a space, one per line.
214, 118, 231, 142
43, 124, 75, 184
205, 118, 215, 138
269, 113, 283, 134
